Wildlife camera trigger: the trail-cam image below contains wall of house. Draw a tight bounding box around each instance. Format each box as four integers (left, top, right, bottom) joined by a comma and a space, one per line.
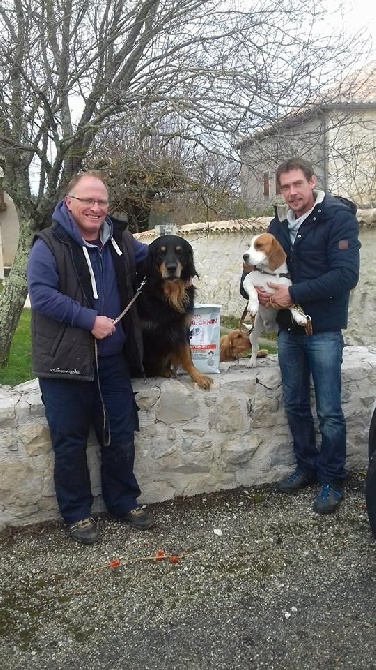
239, 109, 376, 210
0, 346, 374, 529
239, 117, 326, 208
327, 109, 376, 205
0, 192, 19, 277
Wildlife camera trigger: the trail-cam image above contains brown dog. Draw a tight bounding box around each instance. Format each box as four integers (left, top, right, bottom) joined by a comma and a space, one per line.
220, 329, 268, 362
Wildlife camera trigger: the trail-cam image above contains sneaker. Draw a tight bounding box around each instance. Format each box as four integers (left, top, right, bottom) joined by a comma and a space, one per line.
68, 517, 99, 545
120, 507, 155, 530
277, 467, 315, 493
313, 484, 343, 515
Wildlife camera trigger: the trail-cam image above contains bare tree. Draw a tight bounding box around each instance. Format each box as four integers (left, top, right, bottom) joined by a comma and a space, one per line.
0, 0, 363, 363
88, 116, 244, 228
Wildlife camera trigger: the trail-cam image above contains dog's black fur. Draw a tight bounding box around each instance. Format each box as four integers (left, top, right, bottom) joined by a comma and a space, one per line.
136, 235, 212, 389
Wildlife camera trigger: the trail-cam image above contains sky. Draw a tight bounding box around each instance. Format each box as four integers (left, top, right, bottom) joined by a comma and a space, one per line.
342, 0, 376, 35
324, 0, 376, 57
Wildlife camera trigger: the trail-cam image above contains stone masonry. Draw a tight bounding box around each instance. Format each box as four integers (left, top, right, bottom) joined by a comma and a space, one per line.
0, 346, 375, 528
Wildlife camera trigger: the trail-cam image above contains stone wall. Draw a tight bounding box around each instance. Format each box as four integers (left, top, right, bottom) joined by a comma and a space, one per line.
1, 346, 375, 528
136, 219, 376, 348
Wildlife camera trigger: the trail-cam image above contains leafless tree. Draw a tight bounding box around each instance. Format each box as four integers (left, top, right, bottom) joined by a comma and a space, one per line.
89, 116, 244, 228
0, 0, 364, 363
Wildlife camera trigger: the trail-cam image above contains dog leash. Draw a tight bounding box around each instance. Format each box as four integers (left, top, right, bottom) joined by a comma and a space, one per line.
113, 277, 146, 325
238, 305, 249, 329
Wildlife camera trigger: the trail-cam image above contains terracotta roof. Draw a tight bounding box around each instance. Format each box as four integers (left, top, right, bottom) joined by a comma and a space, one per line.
324, 61, 376, 104
238, 63, 376, 148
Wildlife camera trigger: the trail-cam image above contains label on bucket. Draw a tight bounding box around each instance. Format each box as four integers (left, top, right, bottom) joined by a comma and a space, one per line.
189, 304, 221, 374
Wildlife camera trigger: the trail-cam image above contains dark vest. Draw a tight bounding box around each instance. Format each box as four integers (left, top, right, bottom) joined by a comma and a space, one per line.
31, 222, 143, 380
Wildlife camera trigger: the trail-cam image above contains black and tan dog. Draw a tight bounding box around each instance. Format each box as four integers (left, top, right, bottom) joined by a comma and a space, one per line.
137, 235, 213, 390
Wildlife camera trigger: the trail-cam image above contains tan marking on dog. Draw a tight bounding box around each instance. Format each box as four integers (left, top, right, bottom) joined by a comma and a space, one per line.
162, 278, 189, 313
170, 342, 213, 390
254, 233, 286, 272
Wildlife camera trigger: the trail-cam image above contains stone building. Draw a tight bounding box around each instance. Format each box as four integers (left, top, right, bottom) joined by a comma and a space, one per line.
238, 63, 376, 209
0, 176, 19, 279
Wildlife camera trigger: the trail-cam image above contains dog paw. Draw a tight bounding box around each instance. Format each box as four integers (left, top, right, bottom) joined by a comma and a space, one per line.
195, 374, 213, 390
291, 309, 308, 326
247, 302, 259, 316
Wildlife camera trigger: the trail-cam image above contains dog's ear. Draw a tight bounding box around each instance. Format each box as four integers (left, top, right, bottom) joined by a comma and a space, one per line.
268, 236, 286, 271
138, 242, 160, 284
220, 334, 232, 361
182, 240, 199, 279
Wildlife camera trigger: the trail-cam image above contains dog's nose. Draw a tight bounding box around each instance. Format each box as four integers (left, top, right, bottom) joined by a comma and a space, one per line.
166, 262, 178, 274
243, 253, 249, 263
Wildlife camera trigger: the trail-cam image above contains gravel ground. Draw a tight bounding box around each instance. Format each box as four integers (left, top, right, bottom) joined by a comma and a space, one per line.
1, 472, 375, 670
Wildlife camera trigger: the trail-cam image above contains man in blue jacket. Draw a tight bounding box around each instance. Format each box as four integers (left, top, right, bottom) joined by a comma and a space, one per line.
242, 157, 360, 514
27, 171, 154, 543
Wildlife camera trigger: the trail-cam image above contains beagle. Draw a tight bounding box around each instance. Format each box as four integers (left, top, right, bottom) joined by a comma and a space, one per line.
242, 233, 308, 366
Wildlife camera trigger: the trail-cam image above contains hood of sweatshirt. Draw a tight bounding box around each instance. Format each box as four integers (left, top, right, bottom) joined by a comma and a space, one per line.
51, 201, 124, 302
52, 200, 113, 246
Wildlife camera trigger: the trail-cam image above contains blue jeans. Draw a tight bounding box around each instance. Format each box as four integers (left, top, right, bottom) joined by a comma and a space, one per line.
39, 354, 141, 523
277, 329, 347, 485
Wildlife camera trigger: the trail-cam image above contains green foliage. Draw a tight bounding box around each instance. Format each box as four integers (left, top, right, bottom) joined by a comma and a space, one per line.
220, 315, 277, 356
0, 309, 32, 386
228, 200, 274, 219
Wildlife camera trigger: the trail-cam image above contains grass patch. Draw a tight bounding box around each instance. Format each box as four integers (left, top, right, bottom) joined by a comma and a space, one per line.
221, 315, 277, 340
0, 309, 33, 387
220, 314, 278, 356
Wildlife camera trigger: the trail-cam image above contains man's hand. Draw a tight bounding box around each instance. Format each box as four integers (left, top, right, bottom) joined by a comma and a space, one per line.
91, 316, 116, 339
265, 282, 293, 307
255, 286, 272, 307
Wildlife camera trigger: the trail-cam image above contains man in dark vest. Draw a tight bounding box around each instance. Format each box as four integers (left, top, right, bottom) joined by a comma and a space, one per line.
27, 171, 154, 544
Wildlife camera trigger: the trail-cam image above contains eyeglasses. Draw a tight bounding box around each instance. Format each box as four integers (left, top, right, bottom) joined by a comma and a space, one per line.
67, 195, 109, 207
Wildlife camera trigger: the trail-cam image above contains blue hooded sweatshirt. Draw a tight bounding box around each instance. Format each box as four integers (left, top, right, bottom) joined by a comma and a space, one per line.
27, 201, 149, 357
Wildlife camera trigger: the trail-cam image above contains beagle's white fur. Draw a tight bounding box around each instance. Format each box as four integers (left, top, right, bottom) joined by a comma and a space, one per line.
242, 233, 308, 366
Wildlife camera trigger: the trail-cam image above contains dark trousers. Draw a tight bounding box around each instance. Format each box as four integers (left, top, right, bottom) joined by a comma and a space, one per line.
39, 354, 141, 524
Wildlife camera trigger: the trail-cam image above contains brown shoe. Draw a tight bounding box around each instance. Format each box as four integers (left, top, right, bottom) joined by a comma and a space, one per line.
121, 507, 155, 530
68, 517, 99, 545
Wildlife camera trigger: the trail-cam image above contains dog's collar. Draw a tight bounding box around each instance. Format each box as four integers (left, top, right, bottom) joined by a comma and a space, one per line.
256, 267, 290, 279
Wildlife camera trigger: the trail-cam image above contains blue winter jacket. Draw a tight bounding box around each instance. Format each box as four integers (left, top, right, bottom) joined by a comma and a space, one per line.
241, 193, 361, 333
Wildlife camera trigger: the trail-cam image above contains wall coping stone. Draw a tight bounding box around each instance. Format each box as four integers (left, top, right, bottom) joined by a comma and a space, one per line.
134, 213, 375, 241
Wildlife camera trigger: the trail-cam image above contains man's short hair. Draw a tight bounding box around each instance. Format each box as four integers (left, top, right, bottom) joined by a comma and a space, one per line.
276, 157, 315, 187
65, 170, 108, 195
